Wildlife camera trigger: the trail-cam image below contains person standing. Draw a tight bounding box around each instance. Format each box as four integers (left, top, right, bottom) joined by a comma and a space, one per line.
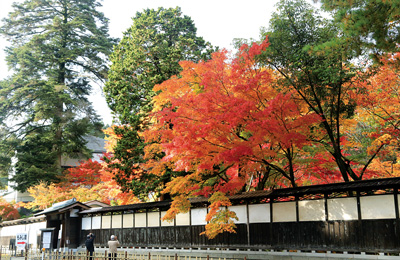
85, 233, 95, 260
108, 235, 120, 260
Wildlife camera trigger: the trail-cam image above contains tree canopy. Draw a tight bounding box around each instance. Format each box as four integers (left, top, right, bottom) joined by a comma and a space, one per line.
319, 0, 400, 55
260, 0, 369, 182
0, 0, 115, 191
103, 7, 216, 200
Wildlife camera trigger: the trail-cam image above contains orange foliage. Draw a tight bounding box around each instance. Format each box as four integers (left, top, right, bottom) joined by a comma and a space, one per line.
352, 53, 400, 177
200, 192, 238, 239
146, 37, 319, 192
25, 156, 139, 210
0, 199, 20, 221
145, 37, 320, 238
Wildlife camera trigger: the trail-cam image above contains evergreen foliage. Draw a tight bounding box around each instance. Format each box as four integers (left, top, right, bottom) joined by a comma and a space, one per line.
0, 0, 116, 191
104, 7, 216, 199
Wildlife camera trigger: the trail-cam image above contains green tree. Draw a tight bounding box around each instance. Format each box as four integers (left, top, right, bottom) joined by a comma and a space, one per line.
104, 7, 215, 199
261, 0, 369, 182
319, 0, 400, 55
0, 0, 115, 191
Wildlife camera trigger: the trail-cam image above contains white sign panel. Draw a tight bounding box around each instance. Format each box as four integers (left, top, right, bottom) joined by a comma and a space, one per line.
16, 233, 28, 249
42, 232, 52, 249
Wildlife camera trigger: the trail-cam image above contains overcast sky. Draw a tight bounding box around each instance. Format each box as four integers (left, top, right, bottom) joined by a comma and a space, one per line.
0, 0, 292, 125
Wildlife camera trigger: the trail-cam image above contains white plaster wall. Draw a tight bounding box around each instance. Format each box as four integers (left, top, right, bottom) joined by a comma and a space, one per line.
27, 222, 45, 246
299, 199, 325, 221
248, 204, 270, 223
123, 214, 134, 228
176, 212, 190, 226
135, 213, 147, 228
82, 217, 92, 230
0, 222, 46, 247
112, 214, 122, 228
361, 195, 396, 219
147, 212, 160, 227
102, 215, 111, 229
328, 197, 358, 221
161, 211, 174, 227
273, 201, 296, 222
92, 216, 101, 229
191, 208, 207, 225
228, 205, 247, 224
1, 224, 25, 236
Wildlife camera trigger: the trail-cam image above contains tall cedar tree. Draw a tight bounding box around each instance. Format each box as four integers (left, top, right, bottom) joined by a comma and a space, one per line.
104, 7, 215, 200
261, 0, 369, 182
0, 0, 115, 191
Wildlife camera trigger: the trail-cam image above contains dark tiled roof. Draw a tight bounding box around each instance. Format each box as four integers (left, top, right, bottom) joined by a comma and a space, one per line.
79, 177, 400, 214
79, 200, 172, 214
0, 215, 46, 227
84, 135, 106, 153
35, 198, 90, 216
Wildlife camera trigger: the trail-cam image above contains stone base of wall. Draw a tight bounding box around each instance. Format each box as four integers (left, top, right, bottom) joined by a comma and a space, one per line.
75, 247, 400, 260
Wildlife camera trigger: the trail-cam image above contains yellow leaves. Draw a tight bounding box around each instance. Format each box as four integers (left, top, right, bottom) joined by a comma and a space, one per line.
161, 195, 190, 222
163, 174, 195, 196
369, 158, 400, 177
200, 192, 238, 239
367, 134, 392, 155
143, 143, 164, 160
26, 182, 68, 210
103, 127, 118, 153
205, 192, 232, 221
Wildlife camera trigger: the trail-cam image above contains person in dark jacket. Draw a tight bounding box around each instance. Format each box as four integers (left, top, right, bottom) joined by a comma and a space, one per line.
85, 233, 95, 260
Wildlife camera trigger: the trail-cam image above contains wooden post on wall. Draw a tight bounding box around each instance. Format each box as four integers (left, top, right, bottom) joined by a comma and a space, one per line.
295, 195, 299, 222
394, 188, 399, 220
270, 197, 273, 246
324, 193, 329, 221
158, 209, 162, 247
394, 188, 400, 249
356, 191, 362, 221
246, 202, 250, 247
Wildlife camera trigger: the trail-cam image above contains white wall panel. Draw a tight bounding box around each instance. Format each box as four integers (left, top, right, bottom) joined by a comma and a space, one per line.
2, 224, 25, 235
273, 201, 296, 222
161, 211, 174, 227
299, 199, 325, 221
28, 222, 45, 246
176, 212, 190, 226
112, 214, 122, 228
249, 204, 270, 223
82, 217, 92, 230
101, 215, 111, 229
92, 216, 101, 229
191, 208, 207, 225
148, 212, 160, 227
328, 197, 358, 221
123, 214, 134, 228
361, 195, 395, 219
228, 205, 247, 224
135, 213, 147, 227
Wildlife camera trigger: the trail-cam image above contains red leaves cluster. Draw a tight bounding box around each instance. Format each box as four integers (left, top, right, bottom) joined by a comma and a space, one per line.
147, 37, 320, 193
65, 159, 102, 188
144, 37, 322, 238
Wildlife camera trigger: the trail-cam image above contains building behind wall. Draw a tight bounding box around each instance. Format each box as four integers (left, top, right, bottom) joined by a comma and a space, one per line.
1, 136, 107, 203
